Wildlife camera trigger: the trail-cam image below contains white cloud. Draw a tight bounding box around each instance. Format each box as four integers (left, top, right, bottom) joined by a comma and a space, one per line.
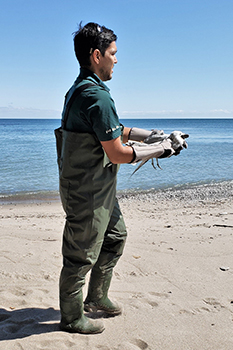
210, 109, 231, 114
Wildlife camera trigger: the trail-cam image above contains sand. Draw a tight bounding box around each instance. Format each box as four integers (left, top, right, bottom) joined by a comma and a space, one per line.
0, 183, 233, 349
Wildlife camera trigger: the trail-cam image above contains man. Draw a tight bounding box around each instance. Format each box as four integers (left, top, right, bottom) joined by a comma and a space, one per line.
56, 22, 177, 334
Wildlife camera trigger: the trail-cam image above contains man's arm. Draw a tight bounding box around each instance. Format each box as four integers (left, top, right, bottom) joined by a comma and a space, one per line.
101, 127, 177, 165
122, 126, 131, 144
101, 136, 134, 164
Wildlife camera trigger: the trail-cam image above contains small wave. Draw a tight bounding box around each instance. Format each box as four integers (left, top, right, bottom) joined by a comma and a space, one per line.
0, 191, 60, 204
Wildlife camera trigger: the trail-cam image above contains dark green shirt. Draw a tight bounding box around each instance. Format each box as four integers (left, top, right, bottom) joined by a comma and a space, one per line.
62, 68, 122, 142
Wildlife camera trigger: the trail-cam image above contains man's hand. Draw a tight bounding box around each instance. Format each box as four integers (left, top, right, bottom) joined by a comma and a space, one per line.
128, 139, 175, 163
168, 131, 189, 155
128, 127, 165, 143
144, 129, 167, 144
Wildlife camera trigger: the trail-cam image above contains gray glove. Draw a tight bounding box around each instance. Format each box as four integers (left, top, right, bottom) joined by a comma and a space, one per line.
144, 130, 189, 155
168, 131, 189, 155
129, 127, 165, 143
144, 129, 167, 144
128, 139, 175, 163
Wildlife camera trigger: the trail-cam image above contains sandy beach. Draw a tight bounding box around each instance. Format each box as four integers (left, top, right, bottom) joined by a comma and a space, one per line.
1, 183, 233, 350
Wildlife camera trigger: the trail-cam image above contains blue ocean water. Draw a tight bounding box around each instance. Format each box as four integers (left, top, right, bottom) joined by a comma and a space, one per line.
0, 118, 233, 201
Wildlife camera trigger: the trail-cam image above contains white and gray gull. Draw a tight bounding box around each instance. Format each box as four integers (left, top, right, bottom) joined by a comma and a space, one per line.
126, 130, 189, 175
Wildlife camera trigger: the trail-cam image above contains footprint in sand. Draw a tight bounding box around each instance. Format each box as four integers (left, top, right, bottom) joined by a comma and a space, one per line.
180, 298, 225, 315
202, 297, 225, 312
116, 338, 150, 350
146, 291, 171, 307
130, 291, 170, 310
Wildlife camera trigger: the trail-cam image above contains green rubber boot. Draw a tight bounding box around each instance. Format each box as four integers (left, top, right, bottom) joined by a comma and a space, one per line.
60, 291, 105, 334
84, 272, 122, 316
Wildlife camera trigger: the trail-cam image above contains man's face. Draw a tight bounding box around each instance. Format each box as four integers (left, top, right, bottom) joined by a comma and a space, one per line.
98, 41, 118, 81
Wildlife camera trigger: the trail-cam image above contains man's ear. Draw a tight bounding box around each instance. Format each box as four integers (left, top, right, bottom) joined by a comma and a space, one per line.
92, 49, 101, 64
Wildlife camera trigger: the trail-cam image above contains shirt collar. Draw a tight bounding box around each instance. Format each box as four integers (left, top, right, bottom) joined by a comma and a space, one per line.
78, 67, 110, 92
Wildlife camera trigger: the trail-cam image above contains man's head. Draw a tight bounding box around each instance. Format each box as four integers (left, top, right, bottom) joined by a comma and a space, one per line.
73, 22, 118, 81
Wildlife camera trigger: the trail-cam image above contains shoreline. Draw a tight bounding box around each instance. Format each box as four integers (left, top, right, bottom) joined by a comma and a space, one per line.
118, 180, 233, 204
1, 179, 233, 205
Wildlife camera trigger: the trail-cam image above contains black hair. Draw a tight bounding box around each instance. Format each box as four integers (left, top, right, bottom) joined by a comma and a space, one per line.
73, 22, 117, 67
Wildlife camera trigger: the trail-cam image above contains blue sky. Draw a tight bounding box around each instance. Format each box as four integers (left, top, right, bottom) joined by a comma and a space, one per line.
1, 0, 233, 119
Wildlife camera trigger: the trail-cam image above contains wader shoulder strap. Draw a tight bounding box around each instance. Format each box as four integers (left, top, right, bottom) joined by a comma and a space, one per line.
62, 83, 96, 129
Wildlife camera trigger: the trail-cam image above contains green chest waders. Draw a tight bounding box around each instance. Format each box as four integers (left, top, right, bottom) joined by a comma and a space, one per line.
55, 128, 127, 330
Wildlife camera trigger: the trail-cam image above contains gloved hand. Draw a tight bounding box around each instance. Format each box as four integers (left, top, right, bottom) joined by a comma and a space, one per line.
168, 131, 189, 155
128, 127, 165, 143
128, 139, 175, 163
145, 130, 189, 155
144, 129, 167, 144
